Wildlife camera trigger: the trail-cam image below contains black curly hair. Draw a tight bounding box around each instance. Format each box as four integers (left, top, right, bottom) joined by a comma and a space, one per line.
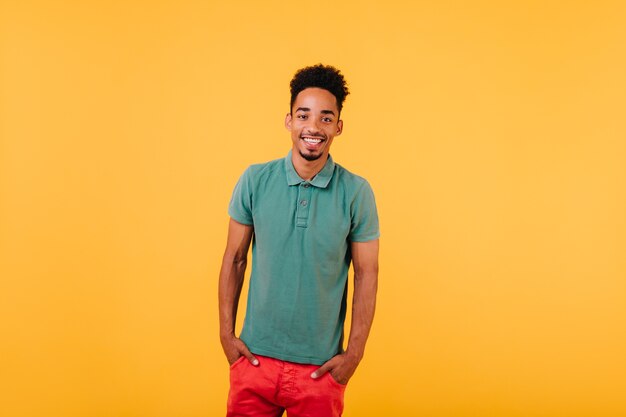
289, 64, 350, 115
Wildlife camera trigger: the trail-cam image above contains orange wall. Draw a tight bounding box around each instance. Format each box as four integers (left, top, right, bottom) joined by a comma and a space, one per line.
1, 1, 625, 416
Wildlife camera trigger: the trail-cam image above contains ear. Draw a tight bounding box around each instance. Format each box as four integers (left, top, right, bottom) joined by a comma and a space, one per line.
285, 113, 292, 131
336, 119, 343, 136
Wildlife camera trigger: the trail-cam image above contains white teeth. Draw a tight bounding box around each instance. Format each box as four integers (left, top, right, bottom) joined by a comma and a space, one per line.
303, 138, 322, 144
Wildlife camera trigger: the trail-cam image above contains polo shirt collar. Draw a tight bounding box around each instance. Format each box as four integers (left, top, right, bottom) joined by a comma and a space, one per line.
284, 149, 335, 188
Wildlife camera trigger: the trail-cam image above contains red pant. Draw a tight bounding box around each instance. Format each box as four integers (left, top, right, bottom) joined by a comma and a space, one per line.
227, 355, 346, 417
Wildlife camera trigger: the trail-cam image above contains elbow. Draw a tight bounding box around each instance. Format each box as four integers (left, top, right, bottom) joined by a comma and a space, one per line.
354, 260, 379, 276
354, 264, 379, 282
234, 258, 247, 269
231, 256, 248, 269
222, 252, 248, 269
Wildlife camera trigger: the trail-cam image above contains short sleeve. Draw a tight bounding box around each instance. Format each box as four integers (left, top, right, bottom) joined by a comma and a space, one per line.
228, 167, 254, 225
349, 180, 380, 242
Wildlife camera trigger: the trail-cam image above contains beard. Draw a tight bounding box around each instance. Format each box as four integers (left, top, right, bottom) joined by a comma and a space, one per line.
299, 149, 323, 161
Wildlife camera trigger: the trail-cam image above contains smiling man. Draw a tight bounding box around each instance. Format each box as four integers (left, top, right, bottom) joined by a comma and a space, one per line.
219, 64, 380, 417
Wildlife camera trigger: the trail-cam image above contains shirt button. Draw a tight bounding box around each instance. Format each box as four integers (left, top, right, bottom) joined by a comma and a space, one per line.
300, 200, 308, 207
303, 184, 310, 188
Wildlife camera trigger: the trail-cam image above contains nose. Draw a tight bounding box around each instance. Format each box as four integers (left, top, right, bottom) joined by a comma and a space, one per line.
305, 118, 322, 134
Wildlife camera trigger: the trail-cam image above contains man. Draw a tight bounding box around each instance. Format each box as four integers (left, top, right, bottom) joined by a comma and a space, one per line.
219, 64, 379, 417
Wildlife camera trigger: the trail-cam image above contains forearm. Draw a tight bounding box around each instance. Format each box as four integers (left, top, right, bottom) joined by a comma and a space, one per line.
218, 254, 247, 339
345, 268, 378, 361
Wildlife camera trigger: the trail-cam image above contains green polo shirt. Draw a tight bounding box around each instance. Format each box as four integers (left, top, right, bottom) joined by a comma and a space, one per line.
228, 150, 379, 365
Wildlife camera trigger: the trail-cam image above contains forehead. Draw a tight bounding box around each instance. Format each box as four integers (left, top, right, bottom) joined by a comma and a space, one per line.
292, 87, 338, 112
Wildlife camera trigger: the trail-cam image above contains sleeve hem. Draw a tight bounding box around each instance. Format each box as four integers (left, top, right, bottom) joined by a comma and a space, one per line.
350, 232, 380, 243
228, 210, 253, 226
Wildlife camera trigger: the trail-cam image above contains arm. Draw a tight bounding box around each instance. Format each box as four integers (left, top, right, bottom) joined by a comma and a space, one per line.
312, 238, 379, 383
218, 218, 258, 366
345, 238, 380, 361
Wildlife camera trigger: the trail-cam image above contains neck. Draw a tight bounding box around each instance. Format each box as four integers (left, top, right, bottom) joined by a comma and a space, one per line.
291, 150, 327, 181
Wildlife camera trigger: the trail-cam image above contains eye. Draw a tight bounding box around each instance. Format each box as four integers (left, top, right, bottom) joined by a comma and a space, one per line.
297, 114, 307, 120
322, 117, 333, 123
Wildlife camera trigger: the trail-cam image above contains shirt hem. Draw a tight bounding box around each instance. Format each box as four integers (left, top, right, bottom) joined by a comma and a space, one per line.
246, 345, 331, 366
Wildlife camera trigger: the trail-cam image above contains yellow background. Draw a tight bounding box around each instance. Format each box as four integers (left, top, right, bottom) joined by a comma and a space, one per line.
1, 1, 625, 416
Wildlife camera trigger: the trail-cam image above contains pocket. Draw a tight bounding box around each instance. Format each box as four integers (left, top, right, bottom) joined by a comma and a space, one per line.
229, 355, 246, 370
327, 372, 347, 389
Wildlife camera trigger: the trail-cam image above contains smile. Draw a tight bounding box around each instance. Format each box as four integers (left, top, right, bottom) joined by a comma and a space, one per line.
302, 137, 325, 144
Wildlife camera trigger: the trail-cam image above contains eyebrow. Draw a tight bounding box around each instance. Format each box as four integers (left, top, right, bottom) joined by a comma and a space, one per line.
295, 107, 336, 116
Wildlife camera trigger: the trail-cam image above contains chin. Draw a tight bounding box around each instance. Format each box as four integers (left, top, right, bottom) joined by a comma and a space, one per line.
299, 150, 324, 162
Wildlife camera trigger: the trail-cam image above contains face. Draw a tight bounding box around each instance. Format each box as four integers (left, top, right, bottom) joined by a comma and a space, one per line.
285, 87, 343, 162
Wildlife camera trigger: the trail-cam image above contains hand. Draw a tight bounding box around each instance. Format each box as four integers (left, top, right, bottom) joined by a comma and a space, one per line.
310, 352, 361, 385
220, 334, 259, 366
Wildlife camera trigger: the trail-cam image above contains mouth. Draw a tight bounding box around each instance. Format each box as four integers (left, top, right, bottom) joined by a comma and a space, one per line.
300, 136, 326, 150
302, 138, 323, 145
